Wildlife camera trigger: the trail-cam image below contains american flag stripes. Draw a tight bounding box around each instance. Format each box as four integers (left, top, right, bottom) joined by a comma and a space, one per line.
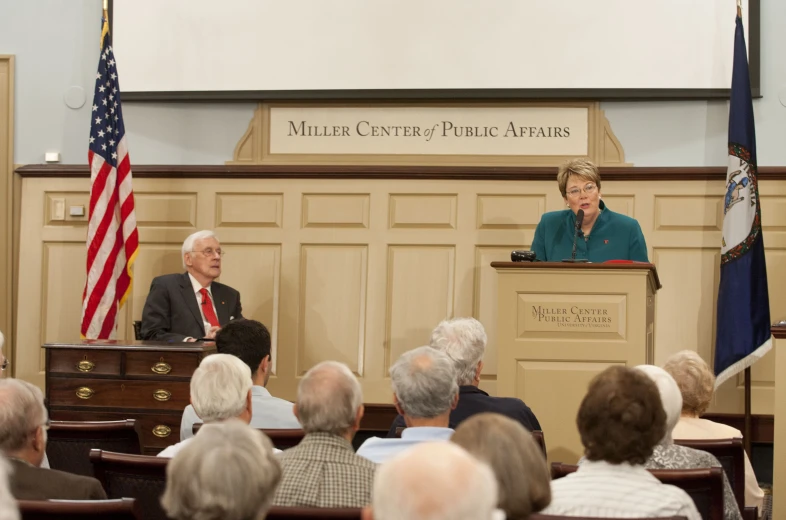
80, 14, 139, 339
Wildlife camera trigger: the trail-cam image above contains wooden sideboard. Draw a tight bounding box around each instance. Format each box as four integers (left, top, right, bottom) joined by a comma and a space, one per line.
43, 341, 216, 455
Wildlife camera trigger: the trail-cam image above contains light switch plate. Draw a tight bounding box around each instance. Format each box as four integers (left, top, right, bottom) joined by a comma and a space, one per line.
51, 198, 66, 221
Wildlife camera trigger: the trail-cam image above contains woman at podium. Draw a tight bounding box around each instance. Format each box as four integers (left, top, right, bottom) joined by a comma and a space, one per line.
531, 159, 648, 262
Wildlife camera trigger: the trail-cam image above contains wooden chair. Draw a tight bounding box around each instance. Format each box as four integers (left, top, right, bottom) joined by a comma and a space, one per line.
674, 437, 745, 512
18, 498, 141, 519
46, 420, 142, 477
133, 320, 143, 340
89, 449, 169, 520
266, 507, 363, 519
192, 423, 306, 449
550, 463, 724, 520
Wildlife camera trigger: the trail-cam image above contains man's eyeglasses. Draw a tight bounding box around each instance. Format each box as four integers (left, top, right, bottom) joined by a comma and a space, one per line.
566, 183, 598, 198
191, 248, 225, 258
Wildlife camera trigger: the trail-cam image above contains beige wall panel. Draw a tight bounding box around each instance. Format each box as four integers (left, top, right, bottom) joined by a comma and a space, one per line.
476, 195, 544, 229
516, 360, 625, 462
215, 193, 282, 228
599, 194, 634, 217
654, 195, 723, 231
135, 192, 197, 228
386, 246, 455, 369
389, 194, 457, 229
302, 193, 369, 229
297, 245, 368, 375
41, 242, 86, 368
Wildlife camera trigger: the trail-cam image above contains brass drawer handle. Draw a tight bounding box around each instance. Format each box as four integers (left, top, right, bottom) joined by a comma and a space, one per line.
76, 360, 95, 372
151, 362, 172, 375
152, 425, 171, 438
75, 387, 94, 399
153, 389, 172, 402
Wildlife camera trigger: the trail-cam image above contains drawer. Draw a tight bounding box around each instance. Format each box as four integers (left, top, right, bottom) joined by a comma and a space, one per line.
124, 351, 203, 378
49, 410, 183, 452
48, 378, 190, 411
49, 349, 121, 376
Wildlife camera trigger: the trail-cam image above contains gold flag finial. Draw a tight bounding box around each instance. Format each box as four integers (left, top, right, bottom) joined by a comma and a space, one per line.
737, 0, 742, 18
100, 1, 109, 49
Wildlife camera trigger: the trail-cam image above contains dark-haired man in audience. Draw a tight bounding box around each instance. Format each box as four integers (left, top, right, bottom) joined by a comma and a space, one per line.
542, 365, 700, 519
180, 319, 299, 441
387, 317, 540, 437
0, 379, 107, 500
357, 346, 458, 463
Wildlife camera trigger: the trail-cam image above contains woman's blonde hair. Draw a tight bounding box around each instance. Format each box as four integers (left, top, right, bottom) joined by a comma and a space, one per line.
451, 413, 550, 519
663, 350, 716, 416
557, 158, 602, 198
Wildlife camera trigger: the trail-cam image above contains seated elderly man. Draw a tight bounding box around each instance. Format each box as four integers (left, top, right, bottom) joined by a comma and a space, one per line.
357, 346, 458, 463
273, 361, 375, 508
541, 365, 701, 520
0, 379, 106, 500
158, 353, 254, 458
665, 350, 764, 512
387, 317, 540, 437
637, 364, 741, 520
162, 420, 281, 520
180, 319, 299, 440
362, 442, 499, 520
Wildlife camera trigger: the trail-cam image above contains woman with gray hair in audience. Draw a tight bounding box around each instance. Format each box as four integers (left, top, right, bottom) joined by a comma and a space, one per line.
664, 350, 764, 512
451, 413, 551, 520
637, 364, 742, 520
161, 420, 281, 520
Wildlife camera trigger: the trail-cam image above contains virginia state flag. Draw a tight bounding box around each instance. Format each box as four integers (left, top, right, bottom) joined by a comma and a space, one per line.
714, 14, 771, 387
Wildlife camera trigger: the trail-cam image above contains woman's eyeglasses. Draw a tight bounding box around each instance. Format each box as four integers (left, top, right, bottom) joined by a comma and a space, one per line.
566, 183, 597, 198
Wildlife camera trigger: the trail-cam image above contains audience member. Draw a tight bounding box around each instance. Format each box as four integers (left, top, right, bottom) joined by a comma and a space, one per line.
363, 442, 499, 520
452, 413, 551, 520
637, 364, 741, 520
162, 420, 281, 520
0, 457, 18, 520
181, 319, 299, 440
386, 317, 539, 437
665, 350, 764, 512
0, 379, 106, 500
541, 365, 701, 520
0, 330, 7, 373
273, 361, 375, 508
159, 353, 253, 457
358, 346, 458, 462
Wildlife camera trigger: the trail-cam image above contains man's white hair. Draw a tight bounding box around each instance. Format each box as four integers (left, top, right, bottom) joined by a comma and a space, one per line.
182, 230, 218, 269
162, 420, 281, 520
0, 457, 19, 520
296, 361, 363, 436
0, 379, 47, 454
635, 364, 683, 445
373, 442, 498, 520
390, 346, 458, 419
429, 317, 487, 386
191, 354, 252, 423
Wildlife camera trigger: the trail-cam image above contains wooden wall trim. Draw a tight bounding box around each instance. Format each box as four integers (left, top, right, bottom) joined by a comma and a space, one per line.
16, 164, 786, 181
771, 324, 786, 339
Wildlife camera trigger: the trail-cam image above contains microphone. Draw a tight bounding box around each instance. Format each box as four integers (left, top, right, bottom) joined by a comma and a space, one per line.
563, 209, 589, 263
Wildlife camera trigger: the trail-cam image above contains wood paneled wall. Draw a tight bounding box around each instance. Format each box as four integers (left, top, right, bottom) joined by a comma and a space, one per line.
13, 168, 786, 413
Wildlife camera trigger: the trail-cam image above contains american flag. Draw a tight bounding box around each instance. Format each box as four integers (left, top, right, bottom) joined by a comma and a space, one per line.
80, 15, 139, 339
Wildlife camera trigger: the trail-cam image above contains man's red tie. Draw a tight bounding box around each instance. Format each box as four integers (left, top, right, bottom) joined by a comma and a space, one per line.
199, 288, 220, 329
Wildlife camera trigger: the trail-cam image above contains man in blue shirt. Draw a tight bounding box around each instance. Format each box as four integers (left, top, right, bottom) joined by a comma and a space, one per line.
357, 346, 458, 463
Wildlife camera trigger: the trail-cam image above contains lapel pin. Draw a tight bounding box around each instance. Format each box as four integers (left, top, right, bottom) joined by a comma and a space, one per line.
604, 239, 609, 244
221, 301, 225, 305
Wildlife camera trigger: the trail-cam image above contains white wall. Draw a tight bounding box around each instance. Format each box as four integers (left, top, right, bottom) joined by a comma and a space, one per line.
1, 0, 784, 166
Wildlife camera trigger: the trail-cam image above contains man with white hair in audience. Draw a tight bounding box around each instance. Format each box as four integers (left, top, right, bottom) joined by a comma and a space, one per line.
158, 353, 255, 458
162, 420, 281, 520
362, 441, 500, 520
141, 229, 243, 341
273, 361, 375, 508
387, 317, 540, 437
0, 378, 106, 500
357, 346, 458, 463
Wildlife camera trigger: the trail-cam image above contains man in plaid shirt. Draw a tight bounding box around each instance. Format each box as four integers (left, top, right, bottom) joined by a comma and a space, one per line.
273, 361, 375, 508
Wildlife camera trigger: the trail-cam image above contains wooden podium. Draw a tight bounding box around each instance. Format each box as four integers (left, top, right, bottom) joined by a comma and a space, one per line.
491, 262, 661, 463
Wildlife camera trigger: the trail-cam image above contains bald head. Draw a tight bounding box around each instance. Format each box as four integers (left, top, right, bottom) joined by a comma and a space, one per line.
295, 361, 363, 436
371, 442, 498, 520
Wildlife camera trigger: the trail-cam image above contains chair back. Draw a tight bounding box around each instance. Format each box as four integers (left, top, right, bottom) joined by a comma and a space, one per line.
529, 515, 688, 520
674, 437, 745, 512
18, 498, 141, 520
266, 507, 363, 519
550, 463, 724, 520
133, 320, 142, 340
46, 420, 142, 477
531, 430, 547, 457
89, 449, 169, 520
192, 423, 306, 449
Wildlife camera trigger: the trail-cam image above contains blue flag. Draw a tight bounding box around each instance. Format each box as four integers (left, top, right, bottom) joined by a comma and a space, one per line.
714, 15, 771, 387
